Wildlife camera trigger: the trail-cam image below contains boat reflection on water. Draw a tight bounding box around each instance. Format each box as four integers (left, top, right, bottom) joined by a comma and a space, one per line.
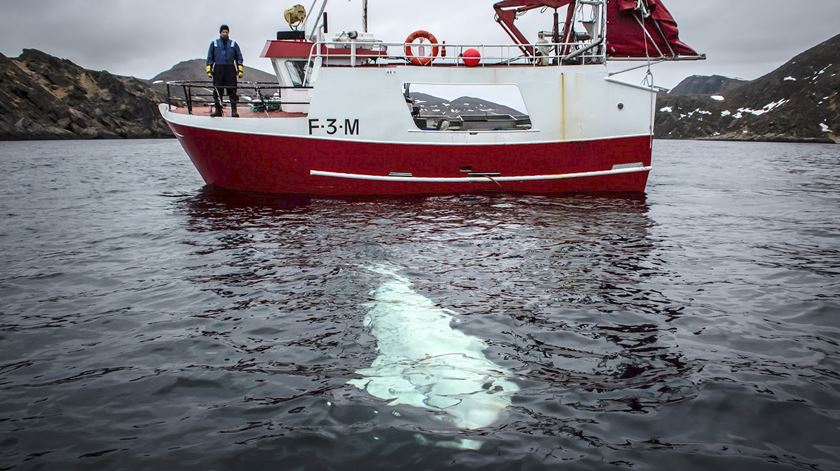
180, 186, 316, 224
173, 185, 694, 459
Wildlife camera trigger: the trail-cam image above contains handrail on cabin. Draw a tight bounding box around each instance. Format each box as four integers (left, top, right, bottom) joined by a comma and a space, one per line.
300, 39, 607, 85
306, 40, 606, 65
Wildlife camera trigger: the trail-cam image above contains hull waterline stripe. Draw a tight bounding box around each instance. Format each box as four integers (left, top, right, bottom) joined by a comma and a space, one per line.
310, 166, 651, 183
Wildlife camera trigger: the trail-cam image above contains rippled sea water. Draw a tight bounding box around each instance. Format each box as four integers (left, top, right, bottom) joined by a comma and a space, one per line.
1, 139, 839, 470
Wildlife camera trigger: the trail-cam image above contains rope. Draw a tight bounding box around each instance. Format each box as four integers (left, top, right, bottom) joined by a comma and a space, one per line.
639, 1, 655, 150
485, 175, 504, 190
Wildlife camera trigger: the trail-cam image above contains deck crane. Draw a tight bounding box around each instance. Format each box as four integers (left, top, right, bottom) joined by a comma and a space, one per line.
493, 0, 578, 58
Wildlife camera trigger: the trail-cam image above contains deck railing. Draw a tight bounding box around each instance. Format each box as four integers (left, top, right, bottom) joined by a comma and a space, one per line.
165, 81, 312, 115
301, 39, 605, 85
308, 39, 605, 67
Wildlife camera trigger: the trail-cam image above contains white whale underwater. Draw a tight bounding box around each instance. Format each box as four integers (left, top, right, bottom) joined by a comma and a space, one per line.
348, 265, 519, 442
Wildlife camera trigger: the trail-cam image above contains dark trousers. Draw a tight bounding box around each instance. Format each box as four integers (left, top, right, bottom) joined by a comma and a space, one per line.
212, 64, 238, 111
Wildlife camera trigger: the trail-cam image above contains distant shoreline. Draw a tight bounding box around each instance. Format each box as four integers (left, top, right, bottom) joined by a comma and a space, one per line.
0, 136, 175, 142
1, 136, 835, 144
3, 37, 837, 144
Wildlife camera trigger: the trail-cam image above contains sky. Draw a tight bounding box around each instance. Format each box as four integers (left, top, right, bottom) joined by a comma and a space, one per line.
0, 0, 838, 89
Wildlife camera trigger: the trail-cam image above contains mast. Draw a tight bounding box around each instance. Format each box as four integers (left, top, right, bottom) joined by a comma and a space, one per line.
363, 0, 368, 33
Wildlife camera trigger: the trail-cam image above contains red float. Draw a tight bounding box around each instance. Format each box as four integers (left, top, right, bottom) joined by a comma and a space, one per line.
462, 48, 481, 67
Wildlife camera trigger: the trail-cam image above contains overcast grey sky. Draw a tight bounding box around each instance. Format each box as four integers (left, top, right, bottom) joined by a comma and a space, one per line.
0, 0, 838, 88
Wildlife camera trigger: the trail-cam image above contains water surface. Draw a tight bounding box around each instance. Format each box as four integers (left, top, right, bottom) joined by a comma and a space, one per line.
0, 139, 838, 470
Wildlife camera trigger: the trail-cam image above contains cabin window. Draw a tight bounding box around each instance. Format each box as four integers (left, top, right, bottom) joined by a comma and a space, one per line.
285, 60, 307, 87
403, 83, 532, 131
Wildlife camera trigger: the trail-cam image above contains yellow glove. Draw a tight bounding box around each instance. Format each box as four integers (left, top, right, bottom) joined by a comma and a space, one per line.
205, 65, 212, 78
238, 64, 245, 79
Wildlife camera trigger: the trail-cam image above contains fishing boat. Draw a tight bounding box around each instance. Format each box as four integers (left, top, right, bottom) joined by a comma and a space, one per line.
160, 0, 702, 196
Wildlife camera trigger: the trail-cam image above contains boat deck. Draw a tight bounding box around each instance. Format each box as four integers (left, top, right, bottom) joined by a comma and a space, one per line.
168, 105, 306, 119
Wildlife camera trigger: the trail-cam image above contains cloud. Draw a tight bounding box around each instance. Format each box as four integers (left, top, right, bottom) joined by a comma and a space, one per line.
0, 0, 838, 87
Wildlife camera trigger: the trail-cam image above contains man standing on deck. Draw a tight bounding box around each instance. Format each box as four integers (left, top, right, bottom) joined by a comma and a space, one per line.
206, 25, 244, 117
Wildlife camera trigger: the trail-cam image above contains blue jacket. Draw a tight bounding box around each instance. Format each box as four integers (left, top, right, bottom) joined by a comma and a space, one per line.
206, 37, 244, 66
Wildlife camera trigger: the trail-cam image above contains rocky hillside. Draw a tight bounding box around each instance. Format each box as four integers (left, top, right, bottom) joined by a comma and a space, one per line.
668, 75, 748, 96
0, 49, 171, 140
2, 37, 837, 142
656, 34, 839, 143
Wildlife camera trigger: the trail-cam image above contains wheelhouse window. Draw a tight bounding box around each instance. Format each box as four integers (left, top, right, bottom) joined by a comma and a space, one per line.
285, 60, 307, 87
403, 83, 532, 131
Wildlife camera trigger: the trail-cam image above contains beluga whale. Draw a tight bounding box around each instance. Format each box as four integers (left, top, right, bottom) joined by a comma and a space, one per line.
348, 264, 519, 442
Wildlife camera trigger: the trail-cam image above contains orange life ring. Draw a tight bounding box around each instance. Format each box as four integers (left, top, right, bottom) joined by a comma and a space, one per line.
404, 30, 439, 66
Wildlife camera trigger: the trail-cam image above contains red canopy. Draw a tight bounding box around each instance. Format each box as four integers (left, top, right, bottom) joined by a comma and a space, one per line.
606, 0, 699, 58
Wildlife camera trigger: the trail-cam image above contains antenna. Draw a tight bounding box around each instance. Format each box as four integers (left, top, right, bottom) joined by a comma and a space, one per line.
363, 0, 368, 32
308, 0, 330, 40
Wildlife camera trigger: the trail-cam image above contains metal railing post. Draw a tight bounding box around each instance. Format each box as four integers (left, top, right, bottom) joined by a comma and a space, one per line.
183, 84, 192, 115
256, 84, 270, 118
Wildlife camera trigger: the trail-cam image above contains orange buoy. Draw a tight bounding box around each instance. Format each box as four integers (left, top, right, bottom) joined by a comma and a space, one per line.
462, 48, 481, 67
404, 30, 439, 66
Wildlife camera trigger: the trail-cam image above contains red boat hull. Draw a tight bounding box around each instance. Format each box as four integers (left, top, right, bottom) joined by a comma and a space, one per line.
169, 122, 652, 196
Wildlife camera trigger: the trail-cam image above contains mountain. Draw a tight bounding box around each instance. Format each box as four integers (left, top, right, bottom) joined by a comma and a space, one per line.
149, 59, 276, 94
0, 49, 171, 140
656, 34, 840, 143
409, 92, 528, 118
2, 37, 837, 143
668, 75, 748, 96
